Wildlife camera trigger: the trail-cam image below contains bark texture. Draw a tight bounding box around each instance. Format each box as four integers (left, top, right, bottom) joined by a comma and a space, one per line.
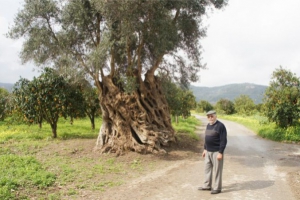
95, 73, 175, 154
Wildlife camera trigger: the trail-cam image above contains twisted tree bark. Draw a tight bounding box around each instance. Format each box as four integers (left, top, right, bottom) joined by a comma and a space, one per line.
95, 74, 175, 155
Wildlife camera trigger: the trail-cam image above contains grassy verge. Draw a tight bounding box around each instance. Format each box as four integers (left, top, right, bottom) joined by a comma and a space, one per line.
219, 114, 300, 143
172, 116, 201, 141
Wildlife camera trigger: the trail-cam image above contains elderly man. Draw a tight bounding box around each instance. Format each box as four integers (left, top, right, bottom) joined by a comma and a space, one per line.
198, 110, 227, 194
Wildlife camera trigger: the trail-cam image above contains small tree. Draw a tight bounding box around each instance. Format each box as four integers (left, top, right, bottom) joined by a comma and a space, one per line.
64, 83, 86, 125
196, 100, 214, 113
0, 88, 9, 121
234, 95, 256, 116
263, 67, 300, 128
215, 98, 235, 115
13, 68, 83, 137
161, 78, 195, 123
83, 87, 100, 130
179, 90, 196, 119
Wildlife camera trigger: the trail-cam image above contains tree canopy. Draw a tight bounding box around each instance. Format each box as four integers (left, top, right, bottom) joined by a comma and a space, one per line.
215, 98, 235, 115
263, 67, 300, 128
196, 100, 214, 113
234, 95, 256, 116
8, 0, 227, 89
12, 68, 85, 137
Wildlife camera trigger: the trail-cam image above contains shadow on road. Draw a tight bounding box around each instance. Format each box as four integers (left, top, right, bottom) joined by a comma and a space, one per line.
223, 180, 275, 193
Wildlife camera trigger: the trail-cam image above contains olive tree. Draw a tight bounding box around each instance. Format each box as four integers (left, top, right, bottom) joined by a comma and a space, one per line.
263, 67, 300, 128
8, 0, 227, 154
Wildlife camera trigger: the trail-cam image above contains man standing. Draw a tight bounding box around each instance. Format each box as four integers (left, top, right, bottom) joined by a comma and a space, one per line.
198, 110, 227, 194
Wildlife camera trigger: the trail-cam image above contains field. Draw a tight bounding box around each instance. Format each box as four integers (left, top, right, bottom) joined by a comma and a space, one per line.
0, 117, 201, 200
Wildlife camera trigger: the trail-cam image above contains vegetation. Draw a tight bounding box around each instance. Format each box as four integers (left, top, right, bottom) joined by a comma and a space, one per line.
0, 116, 199, 199
8, 0, 227, 154
263, 66, 300, 128
215, 98, 235, 115
162, 78, 196, 122
0, 88, 9, 121
220, 114, 300, 142
82, 87, 101, 130
172, 116, 200, 141
12, 68, 85, 138
234, 95, 256, 116
0, 117, 101, 142
195, 100, 214, 113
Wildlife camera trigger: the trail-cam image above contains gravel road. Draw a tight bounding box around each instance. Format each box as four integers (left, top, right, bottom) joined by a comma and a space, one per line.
99, 115, 300, 200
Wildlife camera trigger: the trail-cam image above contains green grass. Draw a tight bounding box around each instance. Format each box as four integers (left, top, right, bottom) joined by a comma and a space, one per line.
0, 155, 56, 200
172, 116, 201, 140
0, 115, 201, 199
220, 114, 300, 142
0, 117, 101, 142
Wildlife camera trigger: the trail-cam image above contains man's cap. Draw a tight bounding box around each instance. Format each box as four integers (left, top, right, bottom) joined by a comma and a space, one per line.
206, 110, 216, 115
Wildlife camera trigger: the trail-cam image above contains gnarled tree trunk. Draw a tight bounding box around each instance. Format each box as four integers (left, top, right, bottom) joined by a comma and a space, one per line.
95, 73, 176, 154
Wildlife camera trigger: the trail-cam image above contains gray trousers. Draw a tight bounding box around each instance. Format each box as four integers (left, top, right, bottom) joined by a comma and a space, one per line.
203, 151, 224, 191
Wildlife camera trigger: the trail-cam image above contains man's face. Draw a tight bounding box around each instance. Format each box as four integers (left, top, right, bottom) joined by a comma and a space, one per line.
207, 114, 217, 124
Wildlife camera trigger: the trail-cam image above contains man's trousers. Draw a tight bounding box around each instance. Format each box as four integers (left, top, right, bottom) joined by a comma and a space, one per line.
203, 151, 224, 191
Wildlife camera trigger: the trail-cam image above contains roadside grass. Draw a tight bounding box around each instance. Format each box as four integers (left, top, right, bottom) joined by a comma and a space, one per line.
220, 114, 300, 143
0, 115, 200, 199
172, 116, 201, 141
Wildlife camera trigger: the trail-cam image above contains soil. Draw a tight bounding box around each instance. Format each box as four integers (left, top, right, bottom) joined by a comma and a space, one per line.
35, 115, 300, 199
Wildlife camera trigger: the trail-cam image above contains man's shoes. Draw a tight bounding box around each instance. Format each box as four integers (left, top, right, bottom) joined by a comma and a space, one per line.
211, 190, 221, 194
198, 187, 211, 191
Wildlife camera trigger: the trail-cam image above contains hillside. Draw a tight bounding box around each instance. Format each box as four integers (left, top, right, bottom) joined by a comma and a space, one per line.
1, 82, 267, 104
0, 82, 14, 92
190, 83, 267, 104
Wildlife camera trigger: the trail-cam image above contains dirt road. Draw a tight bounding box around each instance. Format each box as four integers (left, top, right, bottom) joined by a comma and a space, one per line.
99, 115, 300, 200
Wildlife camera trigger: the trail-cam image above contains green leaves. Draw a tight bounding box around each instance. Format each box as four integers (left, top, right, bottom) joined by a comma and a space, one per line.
0, 88, 9, 121
161, 78, 196, 118
263, 67, 300, 128
196, 100, 213, 113
215, 98, 235, 115
8, 0, 228, 89
12, 67, 86, 137
234, 95, 256, 116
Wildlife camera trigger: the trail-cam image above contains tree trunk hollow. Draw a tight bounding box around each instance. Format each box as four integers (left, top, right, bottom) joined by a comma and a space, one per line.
95, 75, 175, 154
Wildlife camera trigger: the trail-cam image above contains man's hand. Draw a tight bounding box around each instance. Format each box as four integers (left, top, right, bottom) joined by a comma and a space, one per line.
217, 153, 223, 160
202, 150, 207, 158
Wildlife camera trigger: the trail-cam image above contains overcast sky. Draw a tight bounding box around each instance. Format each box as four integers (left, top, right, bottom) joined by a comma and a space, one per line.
1, 0, 300, 87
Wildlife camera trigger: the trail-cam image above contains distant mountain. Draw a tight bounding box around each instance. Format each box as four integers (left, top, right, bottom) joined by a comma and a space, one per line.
190, 83, 268, 104
1, 81, 266, 104
0, 82, 14, 92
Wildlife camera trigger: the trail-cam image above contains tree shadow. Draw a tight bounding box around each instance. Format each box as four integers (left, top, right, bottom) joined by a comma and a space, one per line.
222, 180, 275, 193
